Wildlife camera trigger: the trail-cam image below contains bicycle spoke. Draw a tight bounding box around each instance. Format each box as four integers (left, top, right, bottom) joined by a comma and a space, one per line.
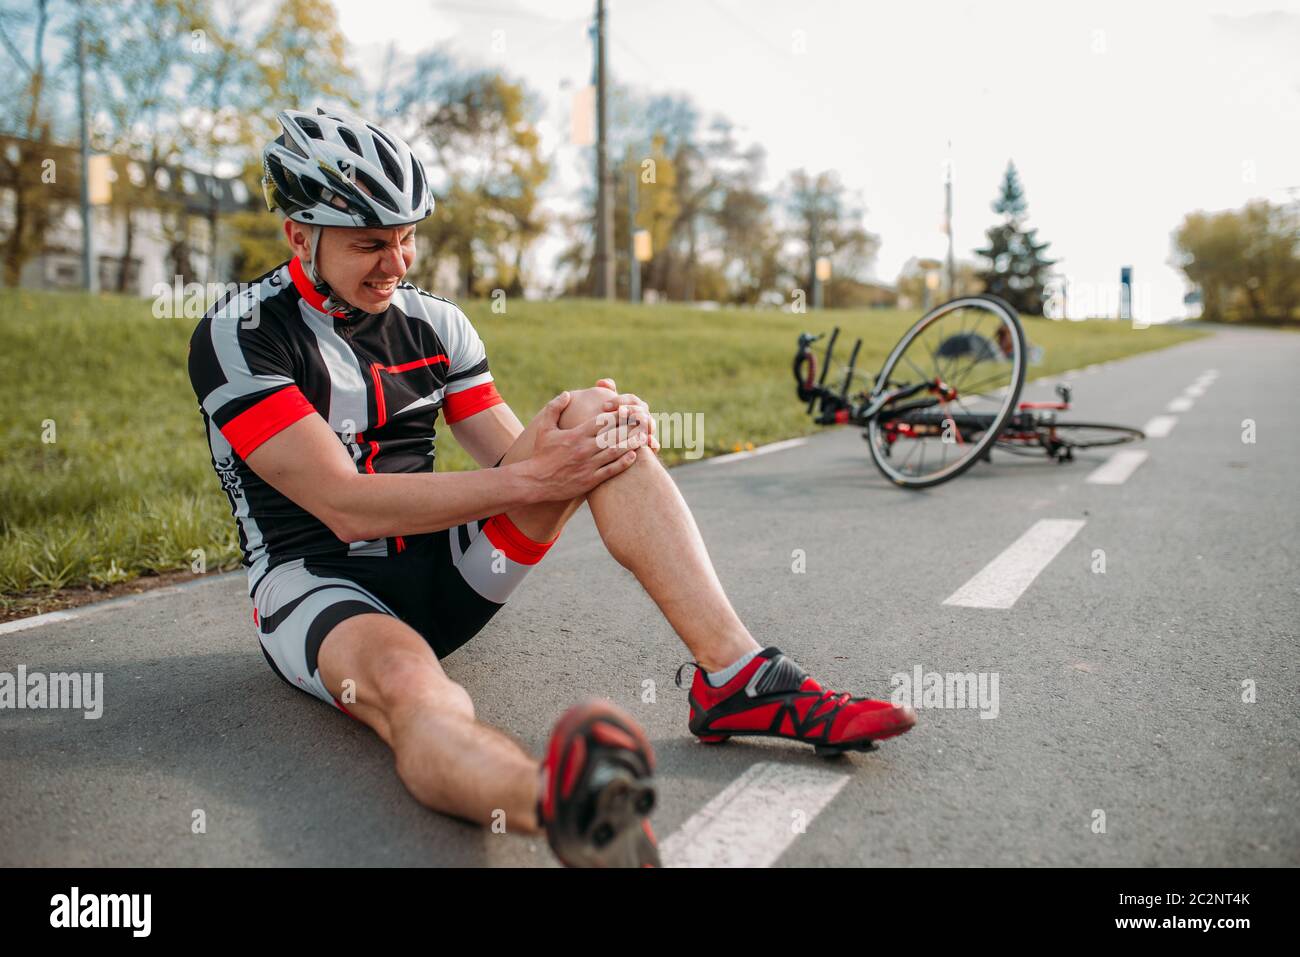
952, 371, 1011, 399
898, 349, 932, 391
899, 434, 923, 472
945, 347, 985, 393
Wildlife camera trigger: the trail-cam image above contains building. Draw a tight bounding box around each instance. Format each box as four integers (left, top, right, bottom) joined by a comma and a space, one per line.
0, 134, 261, 297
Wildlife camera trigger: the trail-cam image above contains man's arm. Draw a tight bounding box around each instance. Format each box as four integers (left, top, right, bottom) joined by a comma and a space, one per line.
245, 410, 535, 542
449, 402, 526, 468
244, 393, 642, 542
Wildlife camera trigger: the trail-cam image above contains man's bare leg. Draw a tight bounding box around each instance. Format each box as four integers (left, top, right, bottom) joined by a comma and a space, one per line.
504, 387, 761, 673
317, 614, 543, 832
315, 386, 757, 833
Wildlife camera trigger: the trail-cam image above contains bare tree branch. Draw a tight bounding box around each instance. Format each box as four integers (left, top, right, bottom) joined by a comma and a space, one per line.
0, 19, 33, 76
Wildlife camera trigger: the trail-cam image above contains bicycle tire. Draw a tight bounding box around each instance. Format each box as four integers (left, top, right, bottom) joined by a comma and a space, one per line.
866, 294, 1027, 489
1046, 422, 1146, 449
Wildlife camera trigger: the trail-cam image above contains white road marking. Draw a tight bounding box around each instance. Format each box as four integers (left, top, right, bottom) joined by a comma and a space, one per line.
1184, 384, 1207, 398
943, 519, 1086, 610
1167, 396, 1194, 412
1143, 415, 1178, 437
704, 437, 808, 465
1086, 449, 1149, 485
661, 762, 849, 868
0, 610, 80, 636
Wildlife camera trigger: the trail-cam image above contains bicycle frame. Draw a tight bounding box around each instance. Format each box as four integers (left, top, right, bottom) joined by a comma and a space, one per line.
795, 329, 1108, 463
794, 326, 953, 427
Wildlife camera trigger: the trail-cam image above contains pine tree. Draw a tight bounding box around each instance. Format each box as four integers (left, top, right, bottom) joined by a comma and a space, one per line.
975, 161, 1057, 315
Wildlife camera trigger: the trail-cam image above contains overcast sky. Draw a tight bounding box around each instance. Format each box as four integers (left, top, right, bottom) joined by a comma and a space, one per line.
337, 0, 1300, 319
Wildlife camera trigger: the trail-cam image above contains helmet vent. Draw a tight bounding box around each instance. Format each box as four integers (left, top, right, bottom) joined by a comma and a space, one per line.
338, 126, 363, 157
372, 137, 405, 192
355, 169, 399, 214
410, 160, 425, 209
368, 124, 399, 153
294, 117, 324, 140
277, 131, 307, 158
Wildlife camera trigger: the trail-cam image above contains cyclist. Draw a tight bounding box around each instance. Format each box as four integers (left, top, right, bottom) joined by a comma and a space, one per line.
187, 107, 916, 868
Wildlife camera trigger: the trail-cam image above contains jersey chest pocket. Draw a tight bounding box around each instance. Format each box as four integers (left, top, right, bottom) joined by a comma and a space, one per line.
366, 354, 450, 429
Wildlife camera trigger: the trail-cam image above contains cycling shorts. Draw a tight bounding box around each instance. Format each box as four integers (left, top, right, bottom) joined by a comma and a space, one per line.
250, 511, 556, 714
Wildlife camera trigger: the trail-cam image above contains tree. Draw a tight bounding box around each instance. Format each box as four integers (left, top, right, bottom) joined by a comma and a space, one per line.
593, 89, 783, 302
85, 0, 201, 290
1173, 200, 1300, 324
786, 169, 879, 305
223, 0, 356, 282
607, 133, 680, 300
713, 179, 782, 304
394, 51, 549, 297
975, 161, 1056, 315
0, 0, 63, 287
897, 257, 983, 309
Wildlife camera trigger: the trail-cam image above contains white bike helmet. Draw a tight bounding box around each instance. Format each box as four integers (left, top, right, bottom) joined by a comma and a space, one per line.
262, 107, 434, 315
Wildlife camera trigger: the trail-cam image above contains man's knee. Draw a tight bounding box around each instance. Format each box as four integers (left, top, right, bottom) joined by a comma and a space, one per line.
557, 386, 617, 430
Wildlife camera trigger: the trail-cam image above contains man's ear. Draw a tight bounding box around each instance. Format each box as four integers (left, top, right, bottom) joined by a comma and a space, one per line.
283, 218, 308, 257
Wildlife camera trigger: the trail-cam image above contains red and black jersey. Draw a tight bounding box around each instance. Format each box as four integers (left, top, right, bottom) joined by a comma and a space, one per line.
187, 256, 503, 598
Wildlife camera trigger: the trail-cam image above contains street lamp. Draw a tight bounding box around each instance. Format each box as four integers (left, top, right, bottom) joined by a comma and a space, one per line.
815, 256, 832, 308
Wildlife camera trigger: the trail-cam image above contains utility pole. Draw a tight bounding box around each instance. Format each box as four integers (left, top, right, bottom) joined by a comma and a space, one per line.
76, 0, 96, 293
592, 0, 614, 299
627, 144, 640, 302
944, 142, 955, 299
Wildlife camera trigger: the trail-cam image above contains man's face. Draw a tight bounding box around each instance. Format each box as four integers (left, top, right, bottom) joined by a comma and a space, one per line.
290, 221, 417, 313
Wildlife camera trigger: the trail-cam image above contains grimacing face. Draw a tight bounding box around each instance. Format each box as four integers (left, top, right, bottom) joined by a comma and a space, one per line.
284, 218, 417, 314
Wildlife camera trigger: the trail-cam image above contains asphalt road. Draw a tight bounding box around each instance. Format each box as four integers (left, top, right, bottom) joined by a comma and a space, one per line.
2, 325, 1296, 867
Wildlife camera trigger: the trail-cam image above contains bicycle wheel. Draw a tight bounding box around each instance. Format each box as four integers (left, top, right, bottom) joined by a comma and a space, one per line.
866, 294, 1026, 489
1047, 422, 1146, 449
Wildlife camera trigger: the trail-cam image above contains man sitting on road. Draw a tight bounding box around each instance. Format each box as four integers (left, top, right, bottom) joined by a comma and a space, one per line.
187, 107, 916, 867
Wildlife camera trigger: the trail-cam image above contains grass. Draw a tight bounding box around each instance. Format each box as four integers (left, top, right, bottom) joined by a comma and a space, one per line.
0, 288, 1205, 615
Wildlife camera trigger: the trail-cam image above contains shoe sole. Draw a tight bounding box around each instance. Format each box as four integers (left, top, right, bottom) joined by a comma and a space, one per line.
543, 699, 661, 867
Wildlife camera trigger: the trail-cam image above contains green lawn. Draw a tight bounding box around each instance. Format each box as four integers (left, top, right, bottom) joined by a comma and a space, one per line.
0, 288, 1204, 615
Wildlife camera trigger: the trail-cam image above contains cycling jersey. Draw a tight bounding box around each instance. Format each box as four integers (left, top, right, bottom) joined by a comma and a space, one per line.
187, 256, 505, 599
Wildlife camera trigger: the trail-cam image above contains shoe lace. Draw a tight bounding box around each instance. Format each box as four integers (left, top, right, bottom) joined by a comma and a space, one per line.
816, 688, 853, 711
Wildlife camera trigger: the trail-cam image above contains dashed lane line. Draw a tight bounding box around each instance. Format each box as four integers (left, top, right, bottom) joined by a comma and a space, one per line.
942, 519, 1086, 610
1142, 415, 1178, 438
1086, 449, 1150, 485
660, 761, 849, 868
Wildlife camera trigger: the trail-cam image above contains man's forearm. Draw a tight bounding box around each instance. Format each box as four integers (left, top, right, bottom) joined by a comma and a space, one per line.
331, 463, 540, 541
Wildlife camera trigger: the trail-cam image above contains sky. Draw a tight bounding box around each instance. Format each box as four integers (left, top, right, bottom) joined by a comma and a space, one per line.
335, 0, 1300, 319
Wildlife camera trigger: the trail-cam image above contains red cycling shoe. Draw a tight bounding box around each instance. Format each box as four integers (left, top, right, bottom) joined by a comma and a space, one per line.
538, 699, 661, 867
676, 646, 916, 756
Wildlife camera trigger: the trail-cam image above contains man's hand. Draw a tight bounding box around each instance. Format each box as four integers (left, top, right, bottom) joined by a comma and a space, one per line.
522, 391, 652, 501
594, 378, 660, 453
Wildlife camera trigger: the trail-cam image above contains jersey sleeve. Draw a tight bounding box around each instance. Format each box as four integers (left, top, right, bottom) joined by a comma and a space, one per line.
439, 303, 504, 424
188, 300, 316, 459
